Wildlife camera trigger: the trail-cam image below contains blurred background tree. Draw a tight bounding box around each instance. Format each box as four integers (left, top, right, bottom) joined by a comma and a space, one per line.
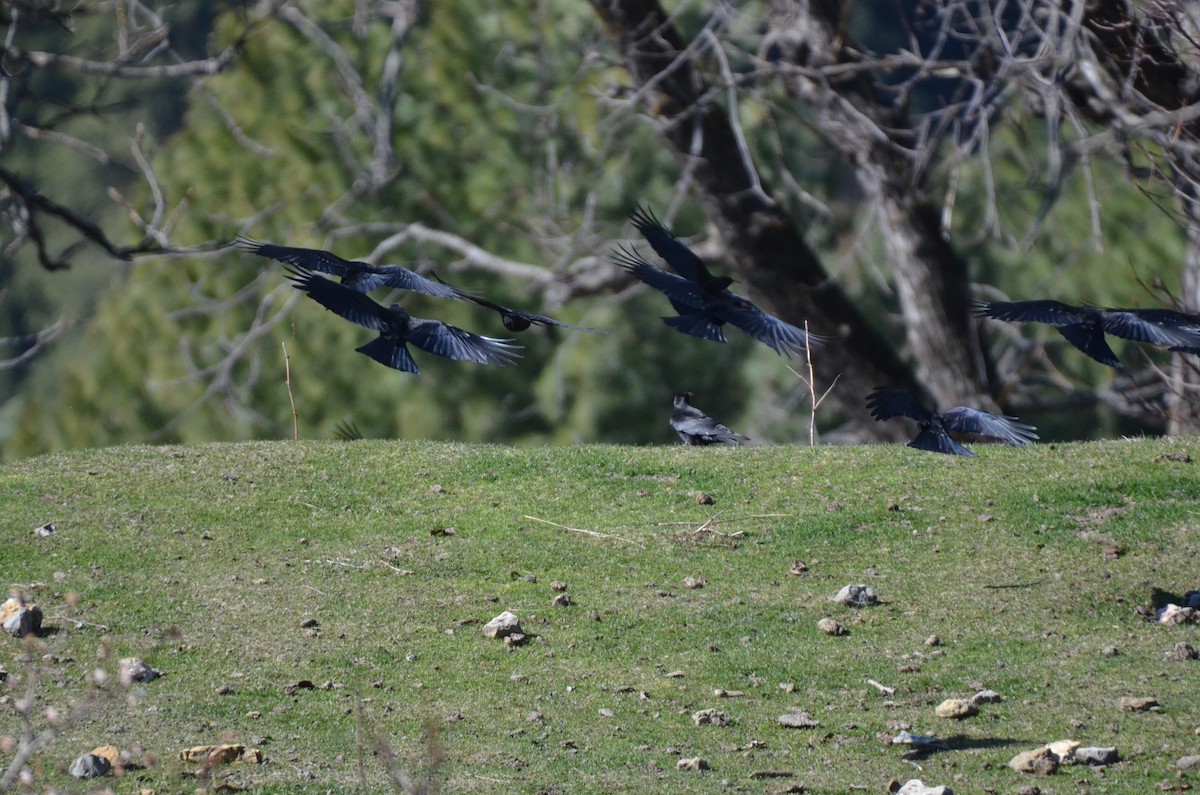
2, 0, 1197, 460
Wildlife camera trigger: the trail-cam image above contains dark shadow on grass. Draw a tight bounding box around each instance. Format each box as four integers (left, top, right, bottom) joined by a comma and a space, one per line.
900, 734, 1024, 759
1150, 587, 1191, 609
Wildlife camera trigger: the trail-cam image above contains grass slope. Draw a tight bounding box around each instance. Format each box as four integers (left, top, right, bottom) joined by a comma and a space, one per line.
1, 437, 1198, 793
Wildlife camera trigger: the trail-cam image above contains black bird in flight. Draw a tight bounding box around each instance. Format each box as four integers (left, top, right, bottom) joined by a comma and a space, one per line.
865, 386, 1038, 457
975, 299, 1200, 370
429, 274, 605, 334
285, 268, 521, 374
237, 236, 471, 300
670, 392, 750, 446
615, 206, 824, 356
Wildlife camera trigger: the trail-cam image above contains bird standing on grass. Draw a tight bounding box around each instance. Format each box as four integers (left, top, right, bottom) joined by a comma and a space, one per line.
285, 267, 521, 374
237, 236, 472, 300
974, 299, 1200, 370
670, 392, 750, 446
616, 206, 824, 356
865, 386, 1038, 457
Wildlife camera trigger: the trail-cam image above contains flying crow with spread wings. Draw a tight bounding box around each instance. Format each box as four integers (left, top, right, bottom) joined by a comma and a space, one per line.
237, 236, 472, 300
865, 386, 1038, 457
974, 299, 1200, 370
615, 206, 824, 356
285, 267, 521, 374
670, 392, 750, 446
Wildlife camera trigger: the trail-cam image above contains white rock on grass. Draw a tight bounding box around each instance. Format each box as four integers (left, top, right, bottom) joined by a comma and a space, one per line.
1009, 740, 1085, 774
896, 779, 954, 795
0, 596, 42, 638
676, 756, 709, 771
817, 617, 846, 636
1009, 745, 1059, 775
119, 657, 161, 686
691, 709, 730, 726
1155, 603, 1195, 624
1046, 739, 1080, 761
777, 710, 819, 729
483, 611, 522, 639
970, 689, 1002, 705
892, 731, 949, 751
934, 699, 977, 719
68, 753, 111, 779
1074, 746, 1119, 765
833, 584, 878, 607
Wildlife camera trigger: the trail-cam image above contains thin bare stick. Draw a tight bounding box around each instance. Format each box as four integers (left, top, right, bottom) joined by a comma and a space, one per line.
47, 615, 111, 632
788, 325, 840, 447
282, 340, 298, 442
524, 514, 645, 548
867, 679, 896, 696
652, 513, 787, 527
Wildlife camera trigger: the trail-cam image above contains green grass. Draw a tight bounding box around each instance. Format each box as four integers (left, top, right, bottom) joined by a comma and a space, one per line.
1, 437, 1198, 793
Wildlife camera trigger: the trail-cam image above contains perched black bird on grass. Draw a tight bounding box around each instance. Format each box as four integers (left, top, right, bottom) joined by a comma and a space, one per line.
616, 207, 824, 356
975, 299, 1200, 370
285, 268, 521, 374
865, 386, 1038, 457
429, 274, 605, 334
237, 236, 471, 300
670, 392, 750, 446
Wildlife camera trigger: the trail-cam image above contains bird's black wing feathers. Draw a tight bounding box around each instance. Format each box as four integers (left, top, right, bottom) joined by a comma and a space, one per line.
721, 299, 825, 356
974, 299, 1089, 326
613, 246, 706, 309
1100, 309, 1200, 349
629, 205, 711, 284
378, 266, 473, 300
865, 386, 935, 425
404, 317, 522, 366
457, 290, 605, 333
238, 236, 360, 278
940, 406, 1039, 446
1054, 324, 1124, 369
285, 268, 392, 332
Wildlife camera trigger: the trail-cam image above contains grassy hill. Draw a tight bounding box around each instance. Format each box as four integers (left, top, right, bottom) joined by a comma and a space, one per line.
1, 437, 1198, 793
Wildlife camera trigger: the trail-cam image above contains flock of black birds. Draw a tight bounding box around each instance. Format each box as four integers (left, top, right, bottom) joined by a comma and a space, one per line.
237, 207, 1200, 454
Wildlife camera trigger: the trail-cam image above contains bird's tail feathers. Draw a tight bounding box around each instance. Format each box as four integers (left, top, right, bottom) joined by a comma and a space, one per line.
909, 429, 975, 457
356, 337, 418, 373
664, 313, 727, 343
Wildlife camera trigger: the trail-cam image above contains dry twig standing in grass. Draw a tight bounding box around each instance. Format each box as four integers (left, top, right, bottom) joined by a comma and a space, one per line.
788, 321, 839, 446
282, 340, 299, 442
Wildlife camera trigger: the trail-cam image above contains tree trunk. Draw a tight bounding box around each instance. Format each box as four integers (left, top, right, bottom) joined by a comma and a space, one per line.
587, 0, 922, 430
764, 0, 994, 410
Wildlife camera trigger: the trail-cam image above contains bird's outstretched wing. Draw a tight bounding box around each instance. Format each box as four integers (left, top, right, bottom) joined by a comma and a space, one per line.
1053, 324, 1124, 369
613, 246, 706, 309
941, 406, 1039, 446
404, 317, 522, 366
974, 299, 1092, 326
285, 267, 391, 332
241, 235, 468, 299
456, 291, 605, 333
629, 205, 713, 284
238, 236, 363, 278
1101, 309, 1200, 349
373, 266, 473, 300
721, 298, 825, 356
865, 386, 934, 424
